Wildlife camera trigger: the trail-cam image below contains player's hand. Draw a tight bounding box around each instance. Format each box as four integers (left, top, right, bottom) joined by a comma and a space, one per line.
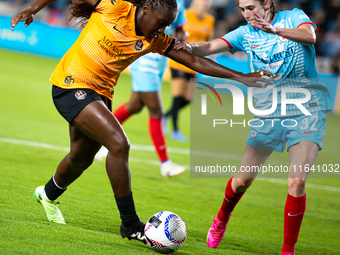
250, 12, 281, 34
11, 10, 35, 31
173, 41, 192, 52
236, 70, 275, 87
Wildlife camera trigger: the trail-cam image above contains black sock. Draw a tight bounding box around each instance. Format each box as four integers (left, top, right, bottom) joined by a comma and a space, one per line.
178, 97, 190, 109
165, 108, 172, 118
44, 175, 67, 201
115, 192, 139, 228
171, 96, 190, 131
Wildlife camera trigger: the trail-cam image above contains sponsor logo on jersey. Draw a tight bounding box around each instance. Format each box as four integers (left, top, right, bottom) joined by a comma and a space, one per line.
98, 36, 133, 61
252, 46, 294, 64
64, 75, 75, 85
111, 0, 116, 5
134, 40, 143, 51
75, 90, 87, 100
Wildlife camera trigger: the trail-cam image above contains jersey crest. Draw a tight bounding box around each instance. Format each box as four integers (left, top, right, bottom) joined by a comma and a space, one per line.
134, 40, 143, 51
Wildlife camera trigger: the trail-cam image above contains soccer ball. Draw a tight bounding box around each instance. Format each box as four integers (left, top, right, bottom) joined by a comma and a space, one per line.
144, 211, 186, 254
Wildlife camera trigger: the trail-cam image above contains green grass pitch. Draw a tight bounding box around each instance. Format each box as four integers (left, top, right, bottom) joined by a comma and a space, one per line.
0, 48, 339, 254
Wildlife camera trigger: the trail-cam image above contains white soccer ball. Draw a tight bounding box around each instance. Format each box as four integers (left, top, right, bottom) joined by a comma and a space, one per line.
144, 211, 186, 254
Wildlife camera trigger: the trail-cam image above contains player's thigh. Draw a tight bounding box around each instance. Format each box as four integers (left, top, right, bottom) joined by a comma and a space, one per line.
170, 78, 188, 96
140, 91, 163, 118
72, 100, 129, 154
68, 124, 102, 162
125, 91, 144, 114
184, 82, 191, 101
170, 69, 193, 97
286, 111, 326, 178
288, 141, 318, 179
235, 144, 273, 180
52, 86, 111, 163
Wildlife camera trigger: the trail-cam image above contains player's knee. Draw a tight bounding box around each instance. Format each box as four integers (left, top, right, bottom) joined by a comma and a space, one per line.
287, 178, 306, 196
126, 102, 143, 114
149, 108, 163, 119
234, 178, 253, 192
107, 134, 130, 156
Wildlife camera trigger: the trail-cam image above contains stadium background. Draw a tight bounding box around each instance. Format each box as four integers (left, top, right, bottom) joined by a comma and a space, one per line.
0, 0, 339, 254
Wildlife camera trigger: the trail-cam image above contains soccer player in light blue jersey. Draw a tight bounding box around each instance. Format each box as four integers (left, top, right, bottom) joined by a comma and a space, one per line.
174, 0, 332, 254
95, 0, 188, 177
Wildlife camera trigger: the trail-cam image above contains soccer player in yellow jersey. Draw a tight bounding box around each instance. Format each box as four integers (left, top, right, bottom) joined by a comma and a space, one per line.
164, 0, 215, 142
11, 0, 273, 244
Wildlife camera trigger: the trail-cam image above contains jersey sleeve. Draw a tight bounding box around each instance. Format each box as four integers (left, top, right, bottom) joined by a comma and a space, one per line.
221, 26, 245, 54
150, 33, 176, 55
290, 8, 319, 31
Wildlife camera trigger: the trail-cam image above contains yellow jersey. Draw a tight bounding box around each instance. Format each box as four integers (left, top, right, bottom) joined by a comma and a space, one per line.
50, 0, 174, 100
169, 8, 214, 74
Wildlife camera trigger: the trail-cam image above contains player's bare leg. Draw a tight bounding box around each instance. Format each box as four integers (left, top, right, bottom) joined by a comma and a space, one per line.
207, 145, 272, 248
53, 125, 102, 188
281, 141, 318, 255
33, 110, 103, 224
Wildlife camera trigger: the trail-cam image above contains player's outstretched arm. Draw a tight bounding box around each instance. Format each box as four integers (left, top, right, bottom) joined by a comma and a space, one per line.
166, 48, 274, 87
173, 38, 229, 57
11, 0, 97, 30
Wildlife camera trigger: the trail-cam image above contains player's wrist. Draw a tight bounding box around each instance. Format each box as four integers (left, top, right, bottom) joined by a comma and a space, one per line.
185, 42, 192, 53
232, 71, 245, 81
271, 26, 282, 35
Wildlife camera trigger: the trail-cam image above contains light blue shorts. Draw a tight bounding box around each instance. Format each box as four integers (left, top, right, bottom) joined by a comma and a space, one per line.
246, 111, 327, 152
129, 54, 167, 92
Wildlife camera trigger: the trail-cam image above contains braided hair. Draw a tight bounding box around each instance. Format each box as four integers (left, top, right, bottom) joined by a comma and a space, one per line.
69, 0, 177, 29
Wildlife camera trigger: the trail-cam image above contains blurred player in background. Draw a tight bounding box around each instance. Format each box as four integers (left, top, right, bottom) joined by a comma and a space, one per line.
174, 0, 332, 253
11, 0, 272, 245
95, 0, 188, 178
163, 0, 215, 142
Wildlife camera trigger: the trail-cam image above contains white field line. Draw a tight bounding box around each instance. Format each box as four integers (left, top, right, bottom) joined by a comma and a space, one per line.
1, 137, 339, 193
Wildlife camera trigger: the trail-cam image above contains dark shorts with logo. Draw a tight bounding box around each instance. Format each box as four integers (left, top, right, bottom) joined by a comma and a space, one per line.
52, 85, 112, 124
170, 68, 196, 80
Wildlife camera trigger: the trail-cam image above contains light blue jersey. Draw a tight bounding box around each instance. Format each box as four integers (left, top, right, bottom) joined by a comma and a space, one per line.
129, 0, 187, 92
222, 8, 332, 117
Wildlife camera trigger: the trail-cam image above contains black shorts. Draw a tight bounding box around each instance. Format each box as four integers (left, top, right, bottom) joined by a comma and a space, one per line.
170, 68, 196, 80
52, 85, 112, 124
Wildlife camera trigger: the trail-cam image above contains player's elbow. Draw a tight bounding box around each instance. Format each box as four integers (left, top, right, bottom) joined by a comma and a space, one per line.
305, 32, 316, 45
307, 36, 316, 45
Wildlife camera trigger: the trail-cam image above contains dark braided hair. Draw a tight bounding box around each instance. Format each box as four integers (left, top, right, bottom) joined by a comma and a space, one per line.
69, 0, 177, 29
